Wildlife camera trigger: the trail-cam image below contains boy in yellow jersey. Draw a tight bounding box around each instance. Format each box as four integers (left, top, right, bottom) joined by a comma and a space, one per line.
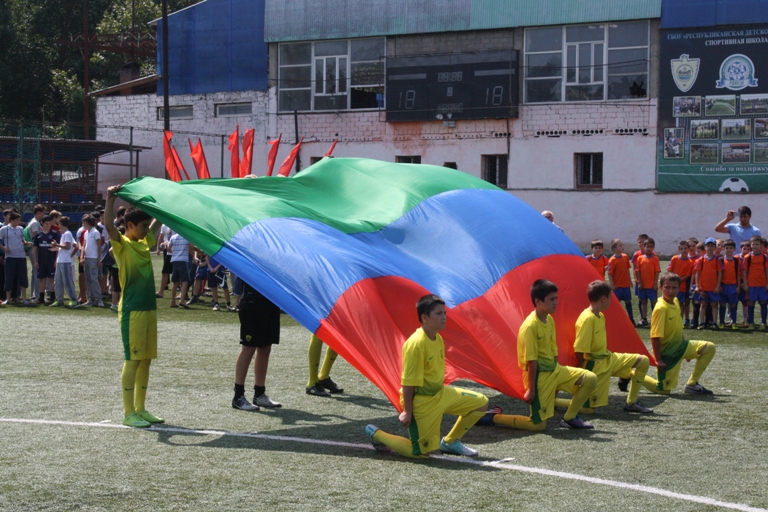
305, 334, 344, 397
560, 280, 653, 414
366, 294, 488, 458
646, 272, 717, 395
480, 279, 598, 430
105, 185, 165, 428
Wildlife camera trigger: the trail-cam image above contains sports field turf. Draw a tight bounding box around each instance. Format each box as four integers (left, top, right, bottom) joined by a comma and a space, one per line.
1, 256, 767, 511
706, 103, 736, 116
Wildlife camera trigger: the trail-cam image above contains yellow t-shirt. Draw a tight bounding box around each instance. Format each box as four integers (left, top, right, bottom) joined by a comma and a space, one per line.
650, 297, 685, 358
517, 310, 558, 372
401, 327, 445, 396
573, 308, 611, 361
111, 231, 157, 312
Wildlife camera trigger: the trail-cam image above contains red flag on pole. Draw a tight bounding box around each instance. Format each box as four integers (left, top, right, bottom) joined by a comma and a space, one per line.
278, 137, 304, 177
163, 130, 182, 182
188, 138, 210, 179
239, 128, 255, 177
227, 125, 240, 178
267, 133, 281, 176
171, 146, 190, 181
324, 139, 338, 157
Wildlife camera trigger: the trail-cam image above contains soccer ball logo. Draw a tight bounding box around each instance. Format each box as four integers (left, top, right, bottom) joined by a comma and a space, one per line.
719, 177, 749, 192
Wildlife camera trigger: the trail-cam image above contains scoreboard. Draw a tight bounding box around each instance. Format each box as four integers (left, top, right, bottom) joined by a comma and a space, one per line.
386, 51, 519, 122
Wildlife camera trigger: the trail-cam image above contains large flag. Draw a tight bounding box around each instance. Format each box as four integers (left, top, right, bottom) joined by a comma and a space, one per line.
227, 126, 240, 178
267, 134, 281, 176
162, 130, 182, 182
277, 136, 304, 177
171, 146, 190, 181
239, 128, 255, 177
115, 158, 650, 409
188, 139, 210, 179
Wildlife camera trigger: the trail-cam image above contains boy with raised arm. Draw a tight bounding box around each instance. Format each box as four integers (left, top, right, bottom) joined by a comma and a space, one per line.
366, 294, 488, 458
105, 185, 165, 427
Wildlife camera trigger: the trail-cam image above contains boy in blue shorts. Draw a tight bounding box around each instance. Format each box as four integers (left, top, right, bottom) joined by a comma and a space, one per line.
635, 238, 660, 326
644, 272, 716, 395
695, 238, 723, 330
105, 185, 165, 428
607, 239, 634, 323
719, 239, 740, 329
366, 294, 488, 458
32, 215, 60, 304
479, 280, 598, 430
738, 240, 751, 327
741, 235, 768, 329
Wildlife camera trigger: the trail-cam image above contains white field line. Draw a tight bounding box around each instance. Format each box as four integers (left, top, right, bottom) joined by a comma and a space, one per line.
1, 417, 765, 512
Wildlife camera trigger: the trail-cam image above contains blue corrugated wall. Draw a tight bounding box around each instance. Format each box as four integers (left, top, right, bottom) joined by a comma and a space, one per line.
157, 0, 268, 95
661, 0, 768, 28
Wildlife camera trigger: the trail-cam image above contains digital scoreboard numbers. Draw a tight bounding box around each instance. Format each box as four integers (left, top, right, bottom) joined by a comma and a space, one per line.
386, 51, 519, 122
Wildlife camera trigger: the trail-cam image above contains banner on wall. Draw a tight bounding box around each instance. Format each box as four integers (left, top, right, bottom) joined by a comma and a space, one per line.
658, 25, 768, 192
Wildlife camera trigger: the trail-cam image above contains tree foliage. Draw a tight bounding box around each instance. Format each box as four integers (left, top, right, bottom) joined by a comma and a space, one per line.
0, 0, 196, 131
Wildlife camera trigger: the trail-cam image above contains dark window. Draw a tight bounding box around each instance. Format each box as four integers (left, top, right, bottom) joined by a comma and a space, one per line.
482, 155, 508, 188
396, 156, 421, 164
575, 153, 603, 188
443, 162, 458, 169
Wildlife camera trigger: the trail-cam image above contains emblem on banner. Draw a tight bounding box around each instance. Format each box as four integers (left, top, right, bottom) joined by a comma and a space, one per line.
671, 54, 700, 92
716, 54, 758, 91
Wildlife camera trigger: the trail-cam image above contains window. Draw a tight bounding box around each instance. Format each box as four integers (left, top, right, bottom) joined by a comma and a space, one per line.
310, 156, 324, 165
279, 38, 385, 112
215, 103, 253, 117
575, 153, 603, 188
156, 106, 193, 120
443, 162, 458, 169
482, 155, 508, 188
525, 22, 648, 103
396, 155, 421, 164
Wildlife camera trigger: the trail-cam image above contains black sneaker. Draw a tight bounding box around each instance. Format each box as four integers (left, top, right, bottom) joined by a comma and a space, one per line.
316, 377, 344, 394
623, 401, 653, 413
232, 395, 259, 411
684, 383, 714, 395
617, 378, 630, 392
305, 384, 330, 397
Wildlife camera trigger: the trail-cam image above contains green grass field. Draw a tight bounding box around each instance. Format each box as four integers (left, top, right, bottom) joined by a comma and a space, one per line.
706, 102, 736, 116
1, 256, 768, 511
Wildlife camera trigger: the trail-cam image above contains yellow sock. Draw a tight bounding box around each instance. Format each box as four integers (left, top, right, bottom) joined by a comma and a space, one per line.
628, 356, 650, 404
491, 414, 547, 431
121, 360, 140, 417
372, 429, 427, 458
553, 398, 593, 414
443, 410, 484, 444
641, 374, 669, 394
318, 346, 338, 381
687, 342, 716, 385
134, 360, 151, 413
307, 334, 323, 387
564, 372, 597, 421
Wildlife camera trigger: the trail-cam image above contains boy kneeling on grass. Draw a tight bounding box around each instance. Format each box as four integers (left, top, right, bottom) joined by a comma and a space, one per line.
644, 272, 717, 396
366, 294, 488, 458
554, 280, 653, 415
106, 185, 165, 428
479, 279, 598, 430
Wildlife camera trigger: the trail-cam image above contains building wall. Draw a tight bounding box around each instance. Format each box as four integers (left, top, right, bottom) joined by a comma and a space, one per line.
95, 89, 271, 189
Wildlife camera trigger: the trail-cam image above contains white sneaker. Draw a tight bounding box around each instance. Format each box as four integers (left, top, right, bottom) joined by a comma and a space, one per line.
97, 300, 105, 308
81, 301, 94, 307
232, 396, 259, 411
254, 394, 282, 408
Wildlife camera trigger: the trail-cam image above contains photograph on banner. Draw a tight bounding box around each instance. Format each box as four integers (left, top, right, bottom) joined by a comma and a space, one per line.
755, 119, 768, 138
690, 143, 719, 164
690, 120, 719, 140
722, 143, 751, 164
740, 94, 768, 115
722, 118, 751, 139
664, 128, 685, 158
658, 24, 768, 193
755, 143, 768, 163
673, 96, 702, 117
705, 95, 736, 116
